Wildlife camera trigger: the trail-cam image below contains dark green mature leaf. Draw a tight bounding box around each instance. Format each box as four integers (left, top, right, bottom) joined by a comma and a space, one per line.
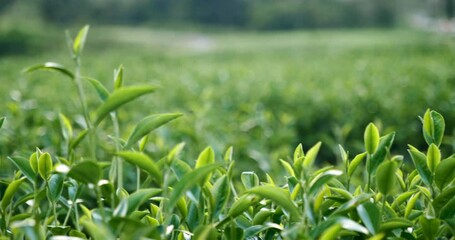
8, 156, 36, 181
1, 177, 25, 211
126, 188, 161, 215
244, 223, 283, 238
427, 144, 441, 173
408, 149, 433, 186
85, 77, 110, 101
369, 132, 395, 174
116, 151, 162, 184
0, 117, 5, 128
440, 196, 455, 219
124, 113, 182, 149
247, 185, 300, 221
38, 153, 53, 181
435, 158, 455, 190
73, 25, 89, 56
212, 175, 230, 220
23, 62, 74, 80
168, 163, 223, 211
94, 86, 157, 125
357, 202, 380, 235
364, 123, 380, 154
420, 216, 440, 239
433, 186, 455, 214
47, 174, 64, 202
376, 161, 398, 196
68, 161, 101, 184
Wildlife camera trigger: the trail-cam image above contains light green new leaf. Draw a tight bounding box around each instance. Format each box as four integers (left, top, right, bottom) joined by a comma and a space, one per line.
73, 25, 89, 56
348, 152, 367, 177
116, 151, 162, 184
427, 144, 441, 173
241, 171, 259, 190
294, 143, 304, 161
376, 161, 398, 196
280, 159, 296, 177
309, 170, 342, 196
364, 123, 380, 154
422, 109, 445, 147
369, 132, 395, 174
8, 156, 36, 181
168, 163, 222, 211
68, 161, 101, 184
94, 86, 157, 125
357, 202, 380, 235
435, 158, 455, 190
303, 141, 322, 167
1, 177, 25, 211
85, 77, 110, 101
81, 220, 114, 240
59, 113, 73, 141
226, 194, 261, 220
38, 153, 53, 181
319, 224, 342, 240
114, 65, 124, 90
193, 225, 218, 240
408, 149, 433, 186
23, 62, 74, 80
379, 218, 413, 232
404, 192, 420, 219
247, 185, 300, 221
124, 113, 182, 149
195, 147, 215, 185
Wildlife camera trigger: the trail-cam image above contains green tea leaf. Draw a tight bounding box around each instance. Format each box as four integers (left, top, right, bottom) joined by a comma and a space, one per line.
376, 160, 398, 196
124, 113, 182, 149
404, 192, 420, 219
426, 144, 441, 173
435, 157, 455, 190
252, 209, 274, 225
348, 152, 367, 177
168, 163, 222, 211
319, 224, 342, 240
431, 110, 445, 147
357, 202, 380, 235
379, 218, 413, 232
81, 220, 114, 240
440, 196, 455, 219
369, 132, 395, 174
68, 161, 101, 184
195, 147, 216, 185
309, 170, 342, 196
303, 141, 322, 168
244, 223, 283, 238
241, 172, 259, 190
247, 185, 300, 222
364, 123, 380, 154
47, 174, 64, 202
1, 177, 25, 211
114, 65, 124, 90
70, 129, 89, 150
23, 62, 74, 80
126, 188, 161, 215
73, 25, 89, 56
280, 159, 296, 177
225, 194, 261, 220
116, 151, 162, 184
420, 216, 440, 239
85, 77, 110, 101
433, 186, 455, 214
59, 113, 73, 141
193, 225, 218, 240
94, 85, 157, 125
38, 153, 53, 181
0, 117, 5, 128
8, 156, 36, 181
408, 149, 433, 186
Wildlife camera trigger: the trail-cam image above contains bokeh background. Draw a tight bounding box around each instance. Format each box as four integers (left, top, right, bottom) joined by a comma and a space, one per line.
1, 0, 455, 178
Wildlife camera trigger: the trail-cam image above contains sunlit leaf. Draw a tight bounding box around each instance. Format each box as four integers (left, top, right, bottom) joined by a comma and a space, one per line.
116, 151, 162, 184
23, 62, 74, 80
85, 77, 110, 101
376, 161, 398, 196
364, 123, 380, 154
73, 25, 89, 56
1, 177, 25, 211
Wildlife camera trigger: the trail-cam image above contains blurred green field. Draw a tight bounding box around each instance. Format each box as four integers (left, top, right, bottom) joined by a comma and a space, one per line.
1, 26, 455, 176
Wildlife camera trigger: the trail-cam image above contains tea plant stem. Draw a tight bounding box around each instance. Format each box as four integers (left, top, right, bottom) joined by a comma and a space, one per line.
110, 112, 123, 189
96, 185, 106, 221
366, 154, 372, 191
74, 58, 96, 161
381, 195, 386, 218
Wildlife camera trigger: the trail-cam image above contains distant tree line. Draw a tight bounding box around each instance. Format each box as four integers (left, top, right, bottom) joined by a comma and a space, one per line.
37, 0, 398, 29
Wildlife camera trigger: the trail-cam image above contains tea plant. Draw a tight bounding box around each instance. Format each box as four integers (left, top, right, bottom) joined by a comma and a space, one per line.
0, 26, 454, 239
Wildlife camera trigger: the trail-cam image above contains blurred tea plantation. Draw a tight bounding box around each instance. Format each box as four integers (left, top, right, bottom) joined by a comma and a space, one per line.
1, 1, 455, 179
